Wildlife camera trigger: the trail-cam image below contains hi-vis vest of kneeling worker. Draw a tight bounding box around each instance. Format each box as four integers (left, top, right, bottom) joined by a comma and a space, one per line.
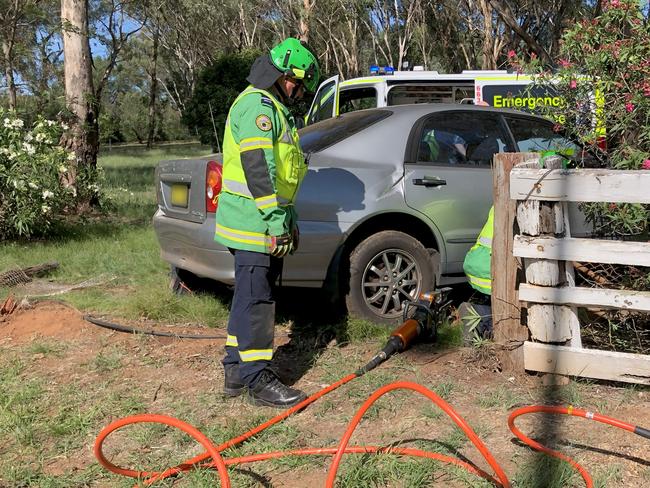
215, 86, 307, 253
463, 206, 494, 295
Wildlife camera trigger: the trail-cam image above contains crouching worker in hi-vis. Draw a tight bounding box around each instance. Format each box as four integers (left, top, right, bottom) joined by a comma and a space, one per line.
459, 206, 495, 344
214, 38, 320, 408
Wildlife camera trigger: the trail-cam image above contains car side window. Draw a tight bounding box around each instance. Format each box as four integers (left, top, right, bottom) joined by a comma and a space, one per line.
416, 112, 510, 166
339, 87, 377, 115
506, 116, 581, 156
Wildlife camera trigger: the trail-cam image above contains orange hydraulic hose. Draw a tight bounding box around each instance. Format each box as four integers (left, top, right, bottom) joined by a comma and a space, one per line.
508, 405, 645, 488
326, 381, 510, 488
94, 378, 510, 487
94, 373, 358, 485
95, 377, 649, 488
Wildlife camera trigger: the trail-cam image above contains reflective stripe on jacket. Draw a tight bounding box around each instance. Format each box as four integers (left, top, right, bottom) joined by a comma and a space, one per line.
463, 206, 494, 295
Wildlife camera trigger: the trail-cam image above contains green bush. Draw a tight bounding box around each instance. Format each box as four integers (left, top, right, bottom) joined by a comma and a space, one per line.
0, 109, 76, 239
515, 0, 650, 238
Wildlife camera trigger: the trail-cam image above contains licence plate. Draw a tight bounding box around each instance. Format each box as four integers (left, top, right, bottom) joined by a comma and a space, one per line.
170, 184, 188, 208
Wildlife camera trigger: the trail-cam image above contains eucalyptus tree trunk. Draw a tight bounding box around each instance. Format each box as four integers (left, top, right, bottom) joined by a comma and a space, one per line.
1, 38, 16, 109
147, 26, 159, 149
60, 0, 98, 197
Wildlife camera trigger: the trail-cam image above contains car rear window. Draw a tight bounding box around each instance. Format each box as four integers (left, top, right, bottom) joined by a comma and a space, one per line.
299, 109, 391, 153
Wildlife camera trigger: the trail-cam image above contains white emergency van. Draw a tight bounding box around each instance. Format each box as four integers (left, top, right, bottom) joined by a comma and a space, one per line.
305, 68, 558, 125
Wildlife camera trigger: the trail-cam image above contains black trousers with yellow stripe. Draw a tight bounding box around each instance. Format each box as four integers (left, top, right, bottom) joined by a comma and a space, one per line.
223, 249, 282, 386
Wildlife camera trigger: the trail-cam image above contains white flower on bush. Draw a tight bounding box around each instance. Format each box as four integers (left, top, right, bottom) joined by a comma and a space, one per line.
35, 132, 47, 143
46, 120, 56, 127
67, 152, 76, 161
41, 204, 51, 214
25, 133, 34, 142
88, 183, 100, 193
22, 142, 36, 155
28, 182, 38, 189
3, 117, 24, 129
42, 190, 54, 199
58, 165, 67, 173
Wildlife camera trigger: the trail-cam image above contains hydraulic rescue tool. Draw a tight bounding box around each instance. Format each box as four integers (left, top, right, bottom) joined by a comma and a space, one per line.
357, 287, 452, 375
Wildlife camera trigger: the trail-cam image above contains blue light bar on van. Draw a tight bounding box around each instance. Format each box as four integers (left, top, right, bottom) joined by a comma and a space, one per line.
369, 65, 395, 75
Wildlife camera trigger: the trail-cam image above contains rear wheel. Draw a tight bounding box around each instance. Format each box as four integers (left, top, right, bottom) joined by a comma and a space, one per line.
345, 231, 438, 326
169, 266, 194, 295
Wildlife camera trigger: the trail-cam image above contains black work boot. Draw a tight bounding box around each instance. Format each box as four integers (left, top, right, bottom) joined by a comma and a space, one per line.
223, 363, 246, 397
248, 370, 307, 408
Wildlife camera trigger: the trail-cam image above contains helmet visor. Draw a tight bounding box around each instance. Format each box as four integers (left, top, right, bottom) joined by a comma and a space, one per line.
290, 63, 318, 93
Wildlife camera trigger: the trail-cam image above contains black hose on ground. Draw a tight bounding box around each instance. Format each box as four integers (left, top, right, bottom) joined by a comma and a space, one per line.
83, 315, 228, 340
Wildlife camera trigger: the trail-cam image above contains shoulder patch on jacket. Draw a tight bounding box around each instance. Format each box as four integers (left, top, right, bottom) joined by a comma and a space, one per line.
260, 96, 273, 107
256, 114, 272, 132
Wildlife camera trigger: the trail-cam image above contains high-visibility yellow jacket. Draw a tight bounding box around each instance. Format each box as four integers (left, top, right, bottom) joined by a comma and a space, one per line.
463, 206, 493, 295
215, 86, 307, 253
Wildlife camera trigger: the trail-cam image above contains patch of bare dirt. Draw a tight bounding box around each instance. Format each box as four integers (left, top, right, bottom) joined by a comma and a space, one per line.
1, 300, 92, 343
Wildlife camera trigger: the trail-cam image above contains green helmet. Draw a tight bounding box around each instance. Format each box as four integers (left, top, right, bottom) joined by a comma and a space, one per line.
269, 38, 320, 93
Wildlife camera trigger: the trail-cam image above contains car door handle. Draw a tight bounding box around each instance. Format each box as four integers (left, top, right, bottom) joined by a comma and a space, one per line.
413, 177, 447, 187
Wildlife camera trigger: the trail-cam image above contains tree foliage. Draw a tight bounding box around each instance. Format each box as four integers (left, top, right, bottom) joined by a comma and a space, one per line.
517, 0, 650, 238
183, 50, 261, 149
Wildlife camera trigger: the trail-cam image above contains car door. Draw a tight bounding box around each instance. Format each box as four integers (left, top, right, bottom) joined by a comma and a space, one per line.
403, 110, 513, 273
305, 75, 339, 125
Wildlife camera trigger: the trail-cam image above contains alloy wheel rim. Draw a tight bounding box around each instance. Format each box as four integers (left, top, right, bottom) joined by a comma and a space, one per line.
361, 248, 421, 318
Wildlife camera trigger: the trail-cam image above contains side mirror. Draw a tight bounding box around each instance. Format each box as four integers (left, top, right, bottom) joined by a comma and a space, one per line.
295, 117, 305, 129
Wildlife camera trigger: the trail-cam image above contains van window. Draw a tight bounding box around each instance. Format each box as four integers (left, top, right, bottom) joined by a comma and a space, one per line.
388, 85, 474, 105
339, 87, 377, 114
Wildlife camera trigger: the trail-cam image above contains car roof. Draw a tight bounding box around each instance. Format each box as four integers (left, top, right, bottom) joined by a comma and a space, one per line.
353, 103, 552, 127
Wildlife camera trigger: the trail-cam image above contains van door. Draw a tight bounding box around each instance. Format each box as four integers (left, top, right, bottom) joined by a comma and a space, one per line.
403, 111, 513, 273
305, 75, 339, 125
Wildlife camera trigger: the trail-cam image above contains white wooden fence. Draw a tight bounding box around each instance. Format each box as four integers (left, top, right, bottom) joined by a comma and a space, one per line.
495, 154, 650, 384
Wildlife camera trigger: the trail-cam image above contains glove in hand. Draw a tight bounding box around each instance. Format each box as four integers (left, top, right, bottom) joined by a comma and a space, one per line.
270, 233, 292, 258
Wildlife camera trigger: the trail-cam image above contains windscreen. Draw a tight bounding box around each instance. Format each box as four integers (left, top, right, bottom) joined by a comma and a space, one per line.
299, 109, 392, 153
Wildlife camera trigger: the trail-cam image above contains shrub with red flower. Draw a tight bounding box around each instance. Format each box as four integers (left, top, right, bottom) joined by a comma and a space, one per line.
515, 0, 649, 239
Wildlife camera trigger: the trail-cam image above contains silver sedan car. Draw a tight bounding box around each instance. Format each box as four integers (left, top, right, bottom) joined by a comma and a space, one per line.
153, 104, 580, 324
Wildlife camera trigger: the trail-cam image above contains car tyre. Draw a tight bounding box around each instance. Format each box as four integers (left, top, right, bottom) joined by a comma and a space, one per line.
345, 231, 437, 326
169, 266, 193, 296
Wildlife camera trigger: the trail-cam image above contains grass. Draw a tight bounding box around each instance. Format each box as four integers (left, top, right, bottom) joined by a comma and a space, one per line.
0, 142, 224, 325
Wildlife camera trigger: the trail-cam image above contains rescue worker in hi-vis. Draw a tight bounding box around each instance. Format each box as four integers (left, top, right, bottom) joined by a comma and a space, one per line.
458, 152, 567, 344
214, 38, 320, 408
459, 206, 494, 344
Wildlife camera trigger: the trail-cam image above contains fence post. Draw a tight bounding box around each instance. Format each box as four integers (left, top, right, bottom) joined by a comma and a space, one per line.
517, 156, 581, 349
492, 153, 534, 371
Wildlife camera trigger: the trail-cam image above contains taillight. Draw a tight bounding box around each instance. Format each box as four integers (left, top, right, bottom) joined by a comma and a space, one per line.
206, 160, 222, 213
